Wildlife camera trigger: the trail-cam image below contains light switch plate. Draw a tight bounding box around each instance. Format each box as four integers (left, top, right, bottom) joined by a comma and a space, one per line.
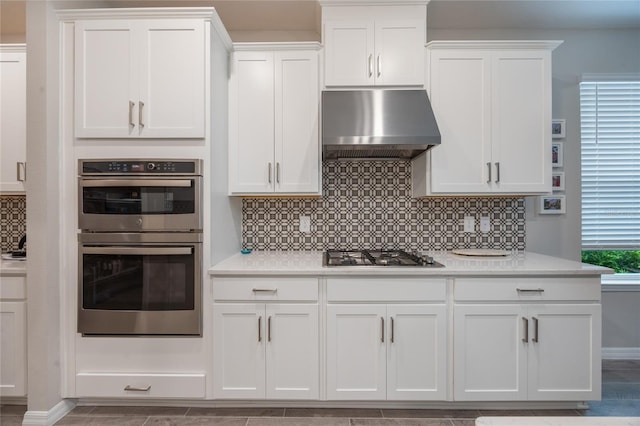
299, 215, 311, 233
463, 216, 475, 233
480, 216, 491, 233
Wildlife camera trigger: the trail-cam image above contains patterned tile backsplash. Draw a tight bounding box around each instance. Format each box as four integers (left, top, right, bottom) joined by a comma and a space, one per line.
0, 195, 26, 253
243, 160, 526, 251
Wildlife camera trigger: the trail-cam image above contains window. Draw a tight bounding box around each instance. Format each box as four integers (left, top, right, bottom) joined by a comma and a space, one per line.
580, 77, 640, 282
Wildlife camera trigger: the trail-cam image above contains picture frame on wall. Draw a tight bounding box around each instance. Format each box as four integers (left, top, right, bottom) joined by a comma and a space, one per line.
552, 171, 565, 191
552, 119, 566, 139
539, 195, 566, 214
552, 142, 564, 167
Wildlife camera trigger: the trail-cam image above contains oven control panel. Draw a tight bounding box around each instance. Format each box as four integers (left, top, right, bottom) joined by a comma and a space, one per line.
80, 159, 202, 175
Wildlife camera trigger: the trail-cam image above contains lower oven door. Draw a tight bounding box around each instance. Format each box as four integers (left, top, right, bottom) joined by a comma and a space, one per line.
78, 233, 202, 336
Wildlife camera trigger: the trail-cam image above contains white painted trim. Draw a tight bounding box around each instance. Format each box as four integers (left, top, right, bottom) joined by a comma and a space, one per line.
319, 0, 428, 5
22, 399, 76, 426
0, 44, 26, 53
56, 7, 219, 20
427, 40, 563, 51
602, 283, 640, 292
602, 347, 640, 360
233, 42, 322, 51
582, 73, 640, 82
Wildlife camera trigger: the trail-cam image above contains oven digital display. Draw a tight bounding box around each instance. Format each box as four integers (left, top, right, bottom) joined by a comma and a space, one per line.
130, 163, 145, 172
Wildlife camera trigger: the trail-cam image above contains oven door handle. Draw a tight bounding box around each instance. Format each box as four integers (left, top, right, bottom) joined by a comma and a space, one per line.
81, 179, 192, 188
82, 247, 192, 256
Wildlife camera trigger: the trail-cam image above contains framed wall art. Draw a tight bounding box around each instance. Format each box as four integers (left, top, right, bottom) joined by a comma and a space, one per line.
552, 119, 566, 139
552, 171, 565, 191
552, 142, 563, 167
539, 195, 566, 214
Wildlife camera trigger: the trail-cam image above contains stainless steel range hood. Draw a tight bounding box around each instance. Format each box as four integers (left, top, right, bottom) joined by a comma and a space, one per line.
322, 89, 441, 160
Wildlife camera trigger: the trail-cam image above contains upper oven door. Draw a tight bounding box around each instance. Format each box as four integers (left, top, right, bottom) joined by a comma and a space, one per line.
78, 176, 202, 232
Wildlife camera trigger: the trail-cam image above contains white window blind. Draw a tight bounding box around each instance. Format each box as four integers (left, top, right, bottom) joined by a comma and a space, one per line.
580, 81, 640, 250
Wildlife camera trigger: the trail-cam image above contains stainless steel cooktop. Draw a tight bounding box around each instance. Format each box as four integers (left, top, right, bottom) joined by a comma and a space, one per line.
324, 250, 445, 267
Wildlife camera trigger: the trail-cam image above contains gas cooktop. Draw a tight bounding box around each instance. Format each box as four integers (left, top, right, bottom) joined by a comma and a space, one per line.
324, 250, 444, 267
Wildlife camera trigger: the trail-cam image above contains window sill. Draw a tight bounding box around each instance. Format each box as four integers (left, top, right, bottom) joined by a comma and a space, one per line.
602, 274, 640, 291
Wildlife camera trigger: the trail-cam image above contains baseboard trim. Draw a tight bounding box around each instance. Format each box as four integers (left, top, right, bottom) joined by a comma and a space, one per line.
602, 347, 640, 360
22, 399, 76, 426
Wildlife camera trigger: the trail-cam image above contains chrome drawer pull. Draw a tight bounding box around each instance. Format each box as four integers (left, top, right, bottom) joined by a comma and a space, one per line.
124, 385, 150, 392
252, 288, 277, 293
517, 288, 545, 293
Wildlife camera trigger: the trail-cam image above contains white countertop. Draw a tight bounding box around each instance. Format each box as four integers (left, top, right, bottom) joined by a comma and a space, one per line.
0, 258, 27, 276
208, 251, 613, 277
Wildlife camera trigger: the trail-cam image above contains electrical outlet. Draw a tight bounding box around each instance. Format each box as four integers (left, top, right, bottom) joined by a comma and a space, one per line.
463, 216, 475, 233
299, 215, 311, 233
480, 216, 491, 233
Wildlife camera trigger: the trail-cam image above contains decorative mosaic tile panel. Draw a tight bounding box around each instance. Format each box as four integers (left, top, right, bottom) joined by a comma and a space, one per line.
0, 195, 26, 253
242, 160, 526, 251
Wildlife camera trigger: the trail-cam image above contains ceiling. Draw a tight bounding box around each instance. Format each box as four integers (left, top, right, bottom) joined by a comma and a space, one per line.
1, 0, 639, 40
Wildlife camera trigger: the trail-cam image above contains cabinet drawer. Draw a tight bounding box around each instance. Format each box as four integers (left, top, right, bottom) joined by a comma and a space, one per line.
0, 276, 26, 299
76, 372, 205, 398
213, 277, 318, 301
327, 278, 446, 302
454, 277, 601, 302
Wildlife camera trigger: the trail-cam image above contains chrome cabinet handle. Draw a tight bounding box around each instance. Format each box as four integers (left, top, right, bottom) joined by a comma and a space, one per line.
268, 163, 272, 184
532, 317, 539, 343
129, 101, 135, 127
390, 316, 394, 343
258, 316, 262, 342
82, 246, 191, 256
252, 288, 277, 293
381, 317, 385, 343
16, 162, 26, 182
368, 54, 373, 78
81, 179, 192, 188
517, 288, 545, 293
124, 385, 150, 392
377, 55, 381, 78
276, 163, 280, 184
495, 162, 500, 183
522, 317, 529, 343
268, 316, 272, 342
486, 162, 492, 183
139, 101, 144, 128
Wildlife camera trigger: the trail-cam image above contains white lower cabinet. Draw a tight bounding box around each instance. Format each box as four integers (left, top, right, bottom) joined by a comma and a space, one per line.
75, 373, 205, 399
212, 277, 319, 400
0, 299, 27, 397
453, 278, 601, 401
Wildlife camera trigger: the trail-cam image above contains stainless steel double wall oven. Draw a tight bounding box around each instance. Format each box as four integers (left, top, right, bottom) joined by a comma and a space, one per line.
78, 159, 203, 336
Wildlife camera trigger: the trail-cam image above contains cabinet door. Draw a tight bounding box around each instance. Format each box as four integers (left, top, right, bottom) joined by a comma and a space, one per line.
387, 304, 447, 400
0, 301, 27, 396
528, 304, 601, 401
274, 51, 319, 194
453, 304, 527, 401
265, 304, 319, 399
228, 51, 275, 194
326, 304, 386, 400
212, 304, 265, 399
428, 50, 492, 193
137, 19, 205, 138
75, 20, 137, 138
324, 20, 374, 86
374, 20, 424, 86
0, 49, 26, 193
491, 50, 551, 193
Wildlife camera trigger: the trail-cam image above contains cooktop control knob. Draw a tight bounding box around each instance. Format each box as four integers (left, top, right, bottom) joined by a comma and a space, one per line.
147, 162, 157, 171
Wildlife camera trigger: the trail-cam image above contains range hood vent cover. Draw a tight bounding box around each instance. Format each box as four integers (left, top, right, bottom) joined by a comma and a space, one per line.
322, 90, 441, 160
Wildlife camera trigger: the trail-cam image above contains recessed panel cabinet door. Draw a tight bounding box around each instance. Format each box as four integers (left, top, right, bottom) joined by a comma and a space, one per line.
274, 51, 319, 193
265, 304, 319, 399
212, 304, 265, 399
0, 302, 27, 396
75, 20, 136, 138
0, 48, 26, 193
374, 20, 424, 86
429, 51, 492, 193
453, 304, 527, 401
326, 304, 386, 400
528, 304, 601, 400
387, 304, 447, 400
324, 21, 374, 86
228, 51, 275, 193
138, 20, 205, 138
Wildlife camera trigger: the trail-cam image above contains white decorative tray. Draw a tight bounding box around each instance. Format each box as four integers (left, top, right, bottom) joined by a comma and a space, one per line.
451, 249, 511, 257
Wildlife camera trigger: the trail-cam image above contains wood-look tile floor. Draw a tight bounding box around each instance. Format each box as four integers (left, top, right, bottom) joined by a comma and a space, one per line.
1, 360, 638, 425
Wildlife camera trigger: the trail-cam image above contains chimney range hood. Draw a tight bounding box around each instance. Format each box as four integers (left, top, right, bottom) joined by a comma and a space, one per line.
322, 89, 441, 160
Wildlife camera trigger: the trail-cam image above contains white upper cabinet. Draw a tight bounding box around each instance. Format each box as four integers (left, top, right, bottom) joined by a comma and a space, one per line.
412, 41, 562, 196
75, 18, 205, 138
0, 45, 26, 193
229, 45, 320, 195
322, 4, 426, 87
